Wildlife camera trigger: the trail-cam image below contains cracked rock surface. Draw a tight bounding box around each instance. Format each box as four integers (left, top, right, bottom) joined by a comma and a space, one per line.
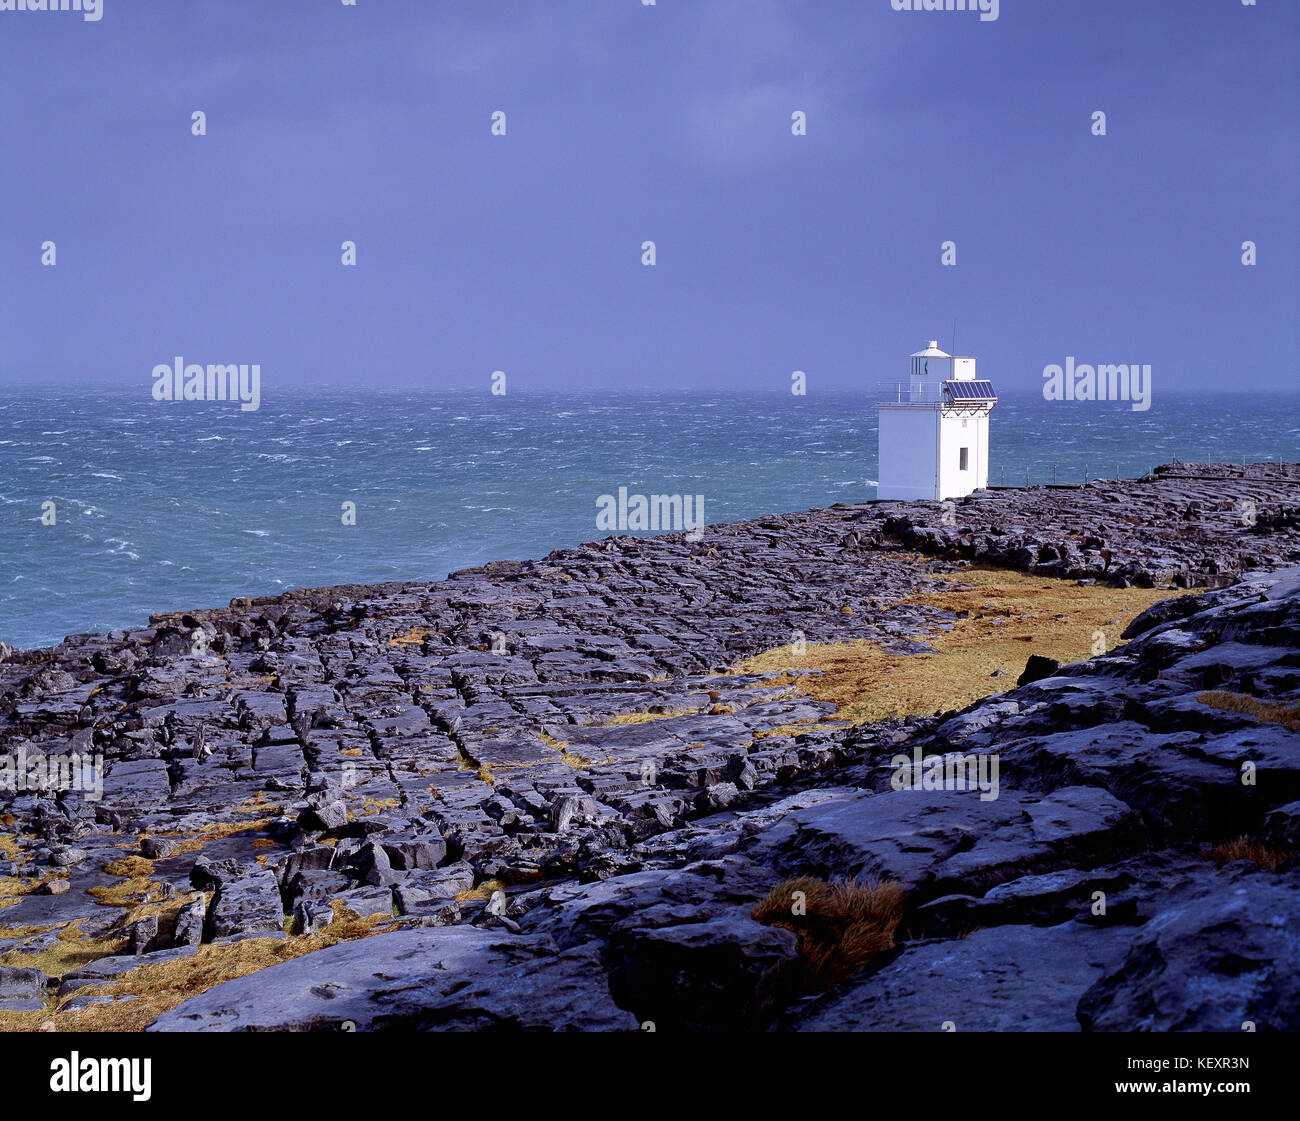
1, 464, 1297, 1030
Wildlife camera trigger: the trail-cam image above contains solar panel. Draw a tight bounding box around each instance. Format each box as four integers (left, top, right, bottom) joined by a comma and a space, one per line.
943, 379, 997, 401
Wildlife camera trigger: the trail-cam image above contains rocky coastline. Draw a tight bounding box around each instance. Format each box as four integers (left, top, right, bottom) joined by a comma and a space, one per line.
1, 463, 1298, 1031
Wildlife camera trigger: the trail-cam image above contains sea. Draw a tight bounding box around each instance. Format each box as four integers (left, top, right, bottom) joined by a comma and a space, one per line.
1, 387, 1296, 650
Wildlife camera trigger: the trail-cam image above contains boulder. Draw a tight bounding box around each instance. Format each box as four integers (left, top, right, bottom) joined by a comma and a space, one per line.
1017, 654, 1062, 687
147, 927, 635, 1031
606, 909, 803, 1030
1077, 869, 1300, 1032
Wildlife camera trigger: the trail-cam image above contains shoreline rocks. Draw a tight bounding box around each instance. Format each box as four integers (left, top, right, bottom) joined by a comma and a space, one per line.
1, 463, 1298, 1031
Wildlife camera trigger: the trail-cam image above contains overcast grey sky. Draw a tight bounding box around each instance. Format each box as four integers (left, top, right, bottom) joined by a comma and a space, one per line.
2, 0, 1296, 393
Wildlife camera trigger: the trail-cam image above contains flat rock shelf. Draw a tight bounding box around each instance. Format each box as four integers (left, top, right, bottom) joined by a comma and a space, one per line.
1, 462, 1298, 1031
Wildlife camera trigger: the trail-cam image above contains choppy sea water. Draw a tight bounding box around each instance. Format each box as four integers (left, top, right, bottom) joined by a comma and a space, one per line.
1, 388, 1296, 650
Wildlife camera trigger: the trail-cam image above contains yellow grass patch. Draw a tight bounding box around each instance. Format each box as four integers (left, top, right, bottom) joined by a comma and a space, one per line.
602, 706, 702, 726
154, 818, 276, 859
89, 856, 163, 910
1197, 692, 1300, 733
599, 696, 737, 726
739, 569, 1182, 725
537, 730, 590, 769
0, 904, 396, 1034
0, 818, 289, 1015
232, 792, 279, 817
0, 872, 62, 901
103, 856, 154, 880
750, 716, 849, 742
387, 627, 435, 647
0, 833, 51, 899
455, 877, 507, 903
0, 831, 30, 864
0, 919, 127, 978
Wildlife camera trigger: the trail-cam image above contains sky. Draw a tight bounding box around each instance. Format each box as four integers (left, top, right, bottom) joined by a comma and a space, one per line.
1, 0, 1297, 395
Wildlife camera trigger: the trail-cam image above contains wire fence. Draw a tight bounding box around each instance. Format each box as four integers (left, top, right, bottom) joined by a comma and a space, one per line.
989, 457, 1295, 488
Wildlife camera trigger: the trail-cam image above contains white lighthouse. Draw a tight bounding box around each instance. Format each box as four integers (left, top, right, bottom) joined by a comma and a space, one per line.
876, 340, 996, 501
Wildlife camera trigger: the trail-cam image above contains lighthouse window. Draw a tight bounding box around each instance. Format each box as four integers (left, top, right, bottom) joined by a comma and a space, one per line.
959, 447, 970, 471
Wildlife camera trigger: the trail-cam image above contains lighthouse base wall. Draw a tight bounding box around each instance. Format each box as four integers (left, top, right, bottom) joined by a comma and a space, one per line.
877, 406, 991, 502
877, 406, 940, 500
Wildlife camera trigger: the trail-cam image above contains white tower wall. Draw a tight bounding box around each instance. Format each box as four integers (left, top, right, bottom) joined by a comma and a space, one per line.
937, 411, 989, 499
876, 340, 995, 502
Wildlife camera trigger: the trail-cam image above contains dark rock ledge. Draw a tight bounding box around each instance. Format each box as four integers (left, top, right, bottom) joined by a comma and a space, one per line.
0, 464, 1295, 1031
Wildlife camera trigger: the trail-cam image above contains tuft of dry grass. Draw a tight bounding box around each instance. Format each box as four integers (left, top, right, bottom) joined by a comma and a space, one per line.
753, 876, 904, 990
1197, 692, 1300, 732
740, 569, 1183, 726
1207, 836, 1293, 871
455, 877, 507, 903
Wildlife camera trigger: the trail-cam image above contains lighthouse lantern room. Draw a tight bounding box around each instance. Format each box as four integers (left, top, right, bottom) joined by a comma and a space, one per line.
876, 340, 996, 501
